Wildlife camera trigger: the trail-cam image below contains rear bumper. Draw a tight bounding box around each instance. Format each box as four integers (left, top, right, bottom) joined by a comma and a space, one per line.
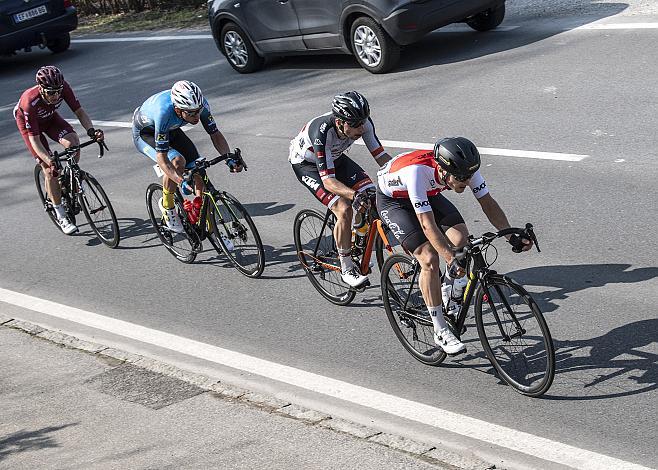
382, 0, 502, 45
0, 7, 77, 53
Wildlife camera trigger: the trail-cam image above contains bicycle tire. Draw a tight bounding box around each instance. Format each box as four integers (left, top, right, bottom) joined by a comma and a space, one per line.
381, 254, 447, 366
474, 274, 555, 397
210, 191, 265, 278
78, 172, 120, 248
293, 209, 356, 306
34, 164, 76, 229
145, 183, 200, 264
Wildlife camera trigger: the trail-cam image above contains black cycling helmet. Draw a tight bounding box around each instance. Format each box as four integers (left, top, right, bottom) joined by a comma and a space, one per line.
433, 137, 481, 179
332, 91, 370, 125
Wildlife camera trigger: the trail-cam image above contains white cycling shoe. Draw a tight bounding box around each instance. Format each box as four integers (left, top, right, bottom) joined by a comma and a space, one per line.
434, 327, 466, 355
220, 234, 234, 252
158, 198, 184, 234
57, 216, 78, 235
341, 266, 369, 288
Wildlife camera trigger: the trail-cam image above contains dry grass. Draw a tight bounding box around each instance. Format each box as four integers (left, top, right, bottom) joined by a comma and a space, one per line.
75, 7, 208, 34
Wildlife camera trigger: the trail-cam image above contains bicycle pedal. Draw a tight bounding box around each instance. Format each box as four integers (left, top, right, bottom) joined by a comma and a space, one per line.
447, 347, 467, 357
351, 279, 371, 292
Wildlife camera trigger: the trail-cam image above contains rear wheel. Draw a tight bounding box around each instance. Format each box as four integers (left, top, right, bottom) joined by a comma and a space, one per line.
220, 22, 264, 73
350, 16, 400, 74
210, 191, 265, 278
475, 274, 555, 397
381, 254, 447, 365
78, 172, 120, 248
466, 3, 505, 31
293, 209, 356, 306
47, 33, 71, 53
146, 183, 200, 263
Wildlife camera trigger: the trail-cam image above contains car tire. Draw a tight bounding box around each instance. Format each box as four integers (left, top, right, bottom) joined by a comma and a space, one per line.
466, 3, 505, 32
350, 17, 400, 74
47, 33, 71, 53
220, 22, 264, 73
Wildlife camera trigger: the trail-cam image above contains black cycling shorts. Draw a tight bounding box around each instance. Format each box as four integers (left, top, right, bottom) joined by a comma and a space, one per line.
136, 127, 200, 168
292, 155, 375, 207
376, 189, 464, 253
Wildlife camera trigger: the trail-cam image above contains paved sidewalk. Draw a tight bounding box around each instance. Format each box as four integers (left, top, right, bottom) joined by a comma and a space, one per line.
0, 326, 453, 470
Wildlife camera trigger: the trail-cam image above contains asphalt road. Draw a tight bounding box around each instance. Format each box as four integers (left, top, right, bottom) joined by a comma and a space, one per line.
1, 3, 657, 469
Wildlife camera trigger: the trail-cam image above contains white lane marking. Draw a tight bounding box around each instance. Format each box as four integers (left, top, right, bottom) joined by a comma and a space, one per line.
573, 23, 658, 30
0, 287, 651, 470
355, 139, 589, 161
78, 120, 589, 162
72, 35, 213, 43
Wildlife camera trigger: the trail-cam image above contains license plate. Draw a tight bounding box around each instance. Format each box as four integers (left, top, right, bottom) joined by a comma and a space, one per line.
13, 5, 48, 23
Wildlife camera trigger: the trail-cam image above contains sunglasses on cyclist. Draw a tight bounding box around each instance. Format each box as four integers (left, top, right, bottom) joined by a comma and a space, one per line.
346, 120, 365, 128
41, 87, 63, 96
452, 173, 474, 182
183, 108, 202, 117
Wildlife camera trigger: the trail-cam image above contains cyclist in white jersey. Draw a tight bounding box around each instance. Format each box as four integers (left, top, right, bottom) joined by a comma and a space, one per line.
376, 137, 533, 355
290, 91, 392, 288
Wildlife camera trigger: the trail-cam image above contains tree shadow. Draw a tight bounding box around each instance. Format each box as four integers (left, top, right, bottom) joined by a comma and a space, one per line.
77, 217, 160, 249
0, 423, 77, 462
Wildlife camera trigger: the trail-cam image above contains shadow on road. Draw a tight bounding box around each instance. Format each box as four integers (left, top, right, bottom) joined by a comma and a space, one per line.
0, 423, 77, 461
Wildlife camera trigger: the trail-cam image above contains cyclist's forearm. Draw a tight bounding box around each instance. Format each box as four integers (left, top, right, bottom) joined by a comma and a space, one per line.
324, 177, 356, 201
74, 108, 94, 133
375, 152, 392, 167
210, 131, 230, 155
156, 153, 183, 184
28, 135, 51, 163
479, 195, 511, 232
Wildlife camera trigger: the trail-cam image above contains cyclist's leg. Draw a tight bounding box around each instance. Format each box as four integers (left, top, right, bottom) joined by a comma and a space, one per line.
50, 114, 79, 163
169, 129, 204, 197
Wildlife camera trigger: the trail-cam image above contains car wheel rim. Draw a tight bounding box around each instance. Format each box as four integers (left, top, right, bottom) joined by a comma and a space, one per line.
353, 25, 382, 67
224, 31, 248, 67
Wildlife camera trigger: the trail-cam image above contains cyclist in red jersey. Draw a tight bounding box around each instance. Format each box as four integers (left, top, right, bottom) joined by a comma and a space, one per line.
14, 66, 104, 235
376, 137, 533, 355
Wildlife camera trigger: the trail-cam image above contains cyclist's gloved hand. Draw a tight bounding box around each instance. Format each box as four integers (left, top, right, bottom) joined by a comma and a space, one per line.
508, 234, 531, 253
448, 256, 466, 278
87, 127, 104, 141
180, 172, 195, 195
225, 153, 243, 173
351, 191, 369, 213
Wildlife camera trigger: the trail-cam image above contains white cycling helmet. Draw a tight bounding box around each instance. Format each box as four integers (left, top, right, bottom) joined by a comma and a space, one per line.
171, 80, 203, 110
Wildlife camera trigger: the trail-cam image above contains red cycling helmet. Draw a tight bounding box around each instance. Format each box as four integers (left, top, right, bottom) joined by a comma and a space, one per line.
36, 66, 64, 89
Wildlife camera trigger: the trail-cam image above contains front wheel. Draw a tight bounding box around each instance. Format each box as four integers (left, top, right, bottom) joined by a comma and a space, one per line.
220, 22, 265, 73
475, 274, 555, 397
350, 17, 400, 74
381, 254, 447, 366
78, 172, 120, 248
146, 183, 200, 264
293, 209, 355, 306
210, 191, 265, 278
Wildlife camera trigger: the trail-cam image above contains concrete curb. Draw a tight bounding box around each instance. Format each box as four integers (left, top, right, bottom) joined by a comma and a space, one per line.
1, 317, 497, 470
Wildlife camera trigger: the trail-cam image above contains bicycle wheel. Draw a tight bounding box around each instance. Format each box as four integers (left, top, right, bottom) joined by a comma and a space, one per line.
34, 164, 76, 230
381, 254, 447, 366
210, 191, 265, 278
146, 183, 200, 264
475, 274, 555, 397
78, 172, 120, 248
293, 209, 356, 306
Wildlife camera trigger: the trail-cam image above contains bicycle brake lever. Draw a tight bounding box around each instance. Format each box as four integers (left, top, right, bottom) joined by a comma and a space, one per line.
235, 148, 248, 171
524, 223, 541, 253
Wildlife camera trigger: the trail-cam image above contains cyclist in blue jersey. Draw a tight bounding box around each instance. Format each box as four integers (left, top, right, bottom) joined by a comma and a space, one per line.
132, 80, 242, 233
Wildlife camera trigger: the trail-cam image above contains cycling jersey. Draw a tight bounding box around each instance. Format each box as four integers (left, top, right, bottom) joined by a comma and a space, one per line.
132, 90, 218, 153
377, 150, 489, 213
288, 113, 385, 180
14, 82, 80, 136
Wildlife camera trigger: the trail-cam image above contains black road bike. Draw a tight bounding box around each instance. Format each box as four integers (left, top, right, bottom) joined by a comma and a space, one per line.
380, 224, 555, 397
34, 139, 120, 248
145, 150, 265, 277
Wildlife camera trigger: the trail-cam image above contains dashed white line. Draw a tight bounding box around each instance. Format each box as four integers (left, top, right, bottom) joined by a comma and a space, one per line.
0, 287, 651, 470
76, 120, 589, 162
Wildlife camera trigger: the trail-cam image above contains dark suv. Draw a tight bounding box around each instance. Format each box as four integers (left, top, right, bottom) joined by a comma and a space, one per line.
209, 0, 505, 73
1, 0, 77, 56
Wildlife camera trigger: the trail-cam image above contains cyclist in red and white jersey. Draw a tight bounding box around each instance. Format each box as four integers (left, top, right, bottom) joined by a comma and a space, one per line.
376, 137, 532, 355
290, 91, 392, 288
14, 66, 104, 235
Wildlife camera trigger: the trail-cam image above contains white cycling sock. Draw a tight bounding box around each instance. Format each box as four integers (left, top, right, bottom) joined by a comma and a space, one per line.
339, 249, 353, 273
53, 204, 66, 219
428, 305, 448, 332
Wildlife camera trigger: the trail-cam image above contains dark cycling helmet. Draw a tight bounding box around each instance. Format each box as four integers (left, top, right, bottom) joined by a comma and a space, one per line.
332, 91, 370, 125
36, 66, 64, 89
433, 137, 481, 178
